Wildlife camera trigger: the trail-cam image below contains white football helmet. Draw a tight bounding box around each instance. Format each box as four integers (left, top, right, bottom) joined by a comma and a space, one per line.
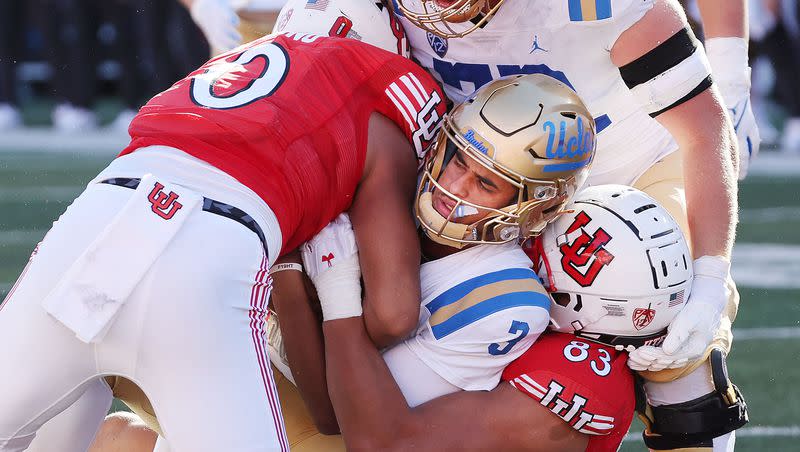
272, 0, 409, 57
534, 185, 693, 350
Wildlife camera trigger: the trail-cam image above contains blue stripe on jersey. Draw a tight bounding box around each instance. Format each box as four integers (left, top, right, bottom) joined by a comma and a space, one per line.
596, 0, 613, 20
430, 291, 550, 339
425, 268, 540, 314
569, 0, 613, 21
568, 0, 584, 21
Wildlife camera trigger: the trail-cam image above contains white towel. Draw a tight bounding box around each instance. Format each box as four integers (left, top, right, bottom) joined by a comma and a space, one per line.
42, 174, 202, 343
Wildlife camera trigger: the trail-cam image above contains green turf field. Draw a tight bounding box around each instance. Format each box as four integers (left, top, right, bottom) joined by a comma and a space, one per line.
1, 150, 798, 450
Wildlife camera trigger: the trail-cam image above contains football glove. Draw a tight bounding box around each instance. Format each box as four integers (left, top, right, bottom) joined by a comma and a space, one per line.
706, 37, 760, 180
301, 213, 363, 321
629, 256, 729, 372
190, 0, 242, 53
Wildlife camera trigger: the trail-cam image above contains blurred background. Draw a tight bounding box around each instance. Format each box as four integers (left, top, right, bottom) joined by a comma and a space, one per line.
0, 0, 798, 450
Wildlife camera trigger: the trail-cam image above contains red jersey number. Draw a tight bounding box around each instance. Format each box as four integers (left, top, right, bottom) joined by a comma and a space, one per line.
190, 41, 290, 110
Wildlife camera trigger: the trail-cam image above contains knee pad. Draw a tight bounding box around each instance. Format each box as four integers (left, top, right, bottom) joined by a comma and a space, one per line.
635, 349, 749, 451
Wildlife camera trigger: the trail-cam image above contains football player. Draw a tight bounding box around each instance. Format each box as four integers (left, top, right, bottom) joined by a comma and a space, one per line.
308, 185, 696, 451
389, 0, 750, 449
83, 93, 717, 452
0, 2, 449, 451
84, 68, 598, 452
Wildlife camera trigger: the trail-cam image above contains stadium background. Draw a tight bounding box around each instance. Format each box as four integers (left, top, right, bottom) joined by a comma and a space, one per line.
1, 0, 799, 450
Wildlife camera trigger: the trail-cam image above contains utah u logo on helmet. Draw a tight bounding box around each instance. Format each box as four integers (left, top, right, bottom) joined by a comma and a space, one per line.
558, 211, 615, 287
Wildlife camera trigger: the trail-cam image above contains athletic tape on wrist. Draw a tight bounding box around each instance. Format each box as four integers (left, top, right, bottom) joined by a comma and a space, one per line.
313, 254, 363, 321
693, 255, 730, 281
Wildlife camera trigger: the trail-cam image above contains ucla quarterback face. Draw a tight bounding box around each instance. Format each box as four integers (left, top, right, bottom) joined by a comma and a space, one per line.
431, 144, 518, 225
416, 73, 596, 249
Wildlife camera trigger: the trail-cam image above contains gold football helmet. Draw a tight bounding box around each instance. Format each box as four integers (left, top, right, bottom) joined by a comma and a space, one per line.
393, 0, 504, 38
415, 74, 596, 248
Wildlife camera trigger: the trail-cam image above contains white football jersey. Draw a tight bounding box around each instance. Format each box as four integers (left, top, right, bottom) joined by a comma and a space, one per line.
395, 0, 678, 184
401, 242, 551, 391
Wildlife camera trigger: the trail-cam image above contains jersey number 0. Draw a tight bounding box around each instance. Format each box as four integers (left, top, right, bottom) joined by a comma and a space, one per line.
190, 41, 290, 110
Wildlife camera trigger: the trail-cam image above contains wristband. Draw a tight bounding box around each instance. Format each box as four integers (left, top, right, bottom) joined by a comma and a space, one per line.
692, 255, 730, 281
705, 37, 750, 102
269, 262, 303, 275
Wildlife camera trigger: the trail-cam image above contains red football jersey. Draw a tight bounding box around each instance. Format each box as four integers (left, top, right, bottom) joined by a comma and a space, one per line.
502, 332, 634, 452
121, 32, 446, 253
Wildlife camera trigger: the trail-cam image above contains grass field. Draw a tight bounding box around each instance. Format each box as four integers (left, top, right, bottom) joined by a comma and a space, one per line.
1, 150, 798, 450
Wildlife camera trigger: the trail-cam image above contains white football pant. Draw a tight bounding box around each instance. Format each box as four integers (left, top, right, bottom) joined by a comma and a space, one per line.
0, 148, 288, 452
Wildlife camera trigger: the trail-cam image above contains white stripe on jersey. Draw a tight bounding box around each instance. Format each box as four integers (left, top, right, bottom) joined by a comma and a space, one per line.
389, 82, 418, 122
511, 376, 545, 399
408, 72, 430, 101
385, 87, 415, 129
400, 74, 426, 107
593, 414, 616, 422
520, 373, 547, 393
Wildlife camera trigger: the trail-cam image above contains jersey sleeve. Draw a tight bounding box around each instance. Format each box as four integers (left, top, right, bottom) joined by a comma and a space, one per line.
405, 267, 551, 391
373, 60, 448, 162
502, 333, 635, 451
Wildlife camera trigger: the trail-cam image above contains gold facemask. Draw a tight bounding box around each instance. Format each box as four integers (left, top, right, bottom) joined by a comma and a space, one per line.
415, 74, 597, 248
394, 0, 505, 38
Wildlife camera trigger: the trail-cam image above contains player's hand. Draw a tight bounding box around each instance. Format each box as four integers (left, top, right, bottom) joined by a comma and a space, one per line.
301, 213, 359, 281
726, 90, 760, 180
301, 213, 363, 321
190, 0, 242, 53
628, 256, 729, 372
705, 37, 761, 180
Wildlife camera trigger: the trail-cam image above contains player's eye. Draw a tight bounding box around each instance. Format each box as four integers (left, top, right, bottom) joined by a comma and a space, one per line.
479, 177, 497, 192
453, 152, 467, 168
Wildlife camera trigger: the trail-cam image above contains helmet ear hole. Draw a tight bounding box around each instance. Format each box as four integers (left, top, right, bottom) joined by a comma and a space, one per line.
552, 292, 571, 307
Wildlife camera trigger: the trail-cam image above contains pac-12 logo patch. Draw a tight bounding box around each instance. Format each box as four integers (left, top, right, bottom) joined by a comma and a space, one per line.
427, 32, 448, 58
632, 306, 656, 331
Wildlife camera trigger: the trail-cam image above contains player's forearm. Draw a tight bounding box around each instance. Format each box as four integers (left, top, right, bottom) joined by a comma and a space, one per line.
695, 0, 748, 39
349, 151, 421, 348
678, 93, 738, 258
323, 317, 416, 449
270, 256, 339, 434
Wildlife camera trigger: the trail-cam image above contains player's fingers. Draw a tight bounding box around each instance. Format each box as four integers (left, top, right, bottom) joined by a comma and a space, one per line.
628, 346, 661, 370
662, 315, 695, 354
626, 352, 650, 371
646, 360, 669, 372
663, 356, 690, 369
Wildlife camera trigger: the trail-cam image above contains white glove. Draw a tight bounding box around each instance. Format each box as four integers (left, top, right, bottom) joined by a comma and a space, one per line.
301, 213, 363, 321
628, 256, 729, 372
190, 0, 242, 53
706, 37, 761, 180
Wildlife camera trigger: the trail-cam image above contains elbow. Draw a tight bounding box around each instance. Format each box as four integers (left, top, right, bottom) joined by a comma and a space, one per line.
380, 311, 418, 340
367, 309, 419, 348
